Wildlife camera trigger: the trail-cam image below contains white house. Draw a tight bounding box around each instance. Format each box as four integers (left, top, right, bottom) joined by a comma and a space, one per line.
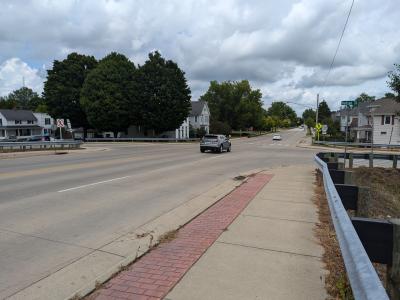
370, 98, 400, 145
0, 109, 41, 139
33, 112, 55, 137
189, 101, 210, 134
338, 98, 400, 144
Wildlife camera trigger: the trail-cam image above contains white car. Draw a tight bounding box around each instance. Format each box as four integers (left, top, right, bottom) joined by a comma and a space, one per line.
272, 134, 282, 141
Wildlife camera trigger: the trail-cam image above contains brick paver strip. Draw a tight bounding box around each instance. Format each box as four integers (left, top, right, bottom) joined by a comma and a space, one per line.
92, 173, 273, 300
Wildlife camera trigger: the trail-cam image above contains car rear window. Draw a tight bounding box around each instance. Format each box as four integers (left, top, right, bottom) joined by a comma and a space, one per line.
204, 135, 218, 140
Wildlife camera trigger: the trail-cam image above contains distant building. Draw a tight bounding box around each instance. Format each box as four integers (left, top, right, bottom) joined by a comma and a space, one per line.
33, 112, 55, 137
337, 97, 400, 144
370, 98, 400, 144
0, 109, 55, 140
189, 101, 210, 134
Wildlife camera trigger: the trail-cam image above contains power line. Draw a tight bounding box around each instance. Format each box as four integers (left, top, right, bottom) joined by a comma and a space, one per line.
322, 0, 355, 88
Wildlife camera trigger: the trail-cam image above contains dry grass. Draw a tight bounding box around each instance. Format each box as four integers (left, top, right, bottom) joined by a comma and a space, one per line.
157, 229, 178, 244
351, 167, 400, 219
314, 170, 354, 300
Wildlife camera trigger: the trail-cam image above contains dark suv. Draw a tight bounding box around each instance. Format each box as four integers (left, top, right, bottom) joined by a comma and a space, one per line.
200, 134, 231, 153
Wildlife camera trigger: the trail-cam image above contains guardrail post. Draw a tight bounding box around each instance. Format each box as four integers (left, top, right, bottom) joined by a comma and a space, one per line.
393, 155, 398, 169
349, 153, 354, 168
388, 219, 400, 300
369, 153, 374, 168
356, 186, 372, 217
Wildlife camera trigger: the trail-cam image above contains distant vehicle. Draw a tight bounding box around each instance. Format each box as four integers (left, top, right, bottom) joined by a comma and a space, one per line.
42, 136, 51, 141
272, 134, 282, 141
200, 134, 231, 153
2, 136, 17, 142
27, 135, 43, 141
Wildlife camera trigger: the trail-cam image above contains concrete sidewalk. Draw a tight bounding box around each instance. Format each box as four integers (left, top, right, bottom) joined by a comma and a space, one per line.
166, 165, 326, 300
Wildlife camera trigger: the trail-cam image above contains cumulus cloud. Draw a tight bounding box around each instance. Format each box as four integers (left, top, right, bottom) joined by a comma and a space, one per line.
0, 0, 399, 114
0, 58, 44, 96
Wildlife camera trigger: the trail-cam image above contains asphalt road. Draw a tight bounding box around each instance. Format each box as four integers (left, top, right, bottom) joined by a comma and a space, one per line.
0, 128, 314, 298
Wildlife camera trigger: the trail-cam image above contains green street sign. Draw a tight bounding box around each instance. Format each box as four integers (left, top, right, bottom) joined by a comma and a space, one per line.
341, 100, 355, 108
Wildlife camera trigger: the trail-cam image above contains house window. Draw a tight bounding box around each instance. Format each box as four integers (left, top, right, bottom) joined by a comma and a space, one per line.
45, 118, 51, 125
15, 120, 21, 124
381, 132, 387, 135
195, 116, 198, 122
385, 116, 391, 124
27, 120, 34, 124
0, 130, 4, 137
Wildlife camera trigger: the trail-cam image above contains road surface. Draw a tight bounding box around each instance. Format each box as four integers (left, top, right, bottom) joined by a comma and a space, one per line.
0, 129, 313, 298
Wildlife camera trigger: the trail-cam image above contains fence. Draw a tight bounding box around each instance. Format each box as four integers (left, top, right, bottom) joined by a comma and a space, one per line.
0, 140, 82, 152
85, 137, 199, 142
330, 152, 399, 168
315, 152, 400, 300
314, 140, 400, 150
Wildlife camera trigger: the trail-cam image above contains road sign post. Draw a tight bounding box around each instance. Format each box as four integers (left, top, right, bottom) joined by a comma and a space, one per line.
315, 123, 322, 141
56, 119, 65, 140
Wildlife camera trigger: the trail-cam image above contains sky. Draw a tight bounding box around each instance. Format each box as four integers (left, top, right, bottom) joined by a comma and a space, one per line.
0, 0, 399, 114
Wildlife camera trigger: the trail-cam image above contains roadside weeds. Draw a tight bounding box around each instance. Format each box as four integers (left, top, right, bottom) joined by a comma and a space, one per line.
314, 170, 354, 300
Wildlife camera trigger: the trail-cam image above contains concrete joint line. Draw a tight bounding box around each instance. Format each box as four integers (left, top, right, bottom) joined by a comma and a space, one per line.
0, 227, 125, 258
216, 241, 323, 259
241, 214, 318, 224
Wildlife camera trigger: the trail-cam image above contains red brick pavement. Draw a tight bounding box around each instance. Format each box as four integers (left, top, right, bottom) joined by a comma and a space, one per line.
91, 173, 273, 300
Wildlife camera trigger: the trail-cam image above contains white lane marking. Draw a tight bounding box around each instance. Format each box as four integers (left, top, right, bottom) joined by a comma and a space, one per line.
58, 176, 131, 193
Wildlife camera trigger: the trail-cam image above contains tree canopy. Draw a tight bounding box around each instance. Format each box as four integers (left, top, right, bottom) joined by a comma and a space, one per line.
354, 93, 375, 105
200, 80, 264, 130
43, 52, 97, 132
135, 51, 191, 134
266, 101, 297, 126
302, 108, 316, 122
0, 87, 44, 111
80, 52, 137, 137
388, 64, 400, 102
317, 100, 331, 123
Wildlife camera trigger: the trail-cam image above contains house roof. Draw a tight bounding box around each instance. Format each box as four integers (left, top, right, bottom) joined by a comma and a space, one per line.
370, 98, 400, 115
0, 109, 37, 121
190, 101, 207, 117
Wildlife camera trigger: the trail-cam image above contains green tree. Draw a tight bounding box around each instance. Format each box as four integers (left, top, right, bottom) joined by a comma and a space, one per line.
0, 95, 17, 109
210, 120, 231, 135
304, 117, 315, 135
135, 51, 191, 134
385, 92, 396, 98
43, 52, 97, 137
200, 80, 264, 130
354, 93, 375, 105
80, 52, 137, 138
1, 87, 43, 110
317, 100, 331, 123
266, 101, 297, 126
302, 108, 316, 123
387, 64, 400, 102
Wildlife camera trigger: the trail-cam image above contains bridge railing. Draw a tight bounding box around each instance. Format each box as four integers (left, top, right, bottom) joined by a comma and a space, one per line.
315, 153, 391, 300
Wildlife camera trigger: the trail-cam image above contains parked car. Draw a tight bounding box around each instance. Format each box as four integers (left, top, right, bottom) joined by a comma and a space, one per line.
2, 136, 17, 142
27, 135, 43, 141
272, 134, 282, 141
200, 134, 231, 153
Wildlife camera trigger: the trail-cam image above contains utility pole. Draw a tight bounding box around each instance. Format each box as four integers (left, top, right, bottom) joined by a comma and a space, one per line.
315, 94, 319, 125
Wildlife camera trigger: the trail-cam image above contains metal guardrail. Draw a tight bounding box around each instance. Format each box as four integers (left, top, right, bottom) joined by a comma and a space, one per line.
0, 140, 82, 151
314, 141, 400, 149
85, 137, 199, 142
314, 154, 389, 300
